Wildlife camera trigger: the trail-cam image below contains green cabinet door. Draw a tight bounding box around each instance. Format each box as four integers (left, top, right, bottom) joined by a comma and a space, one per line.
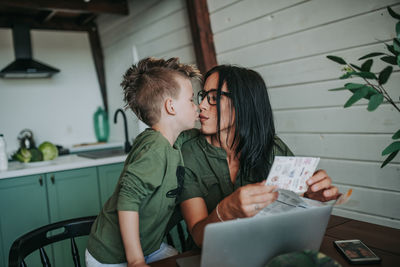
98, 163, 124, 206
0, 174, 49, 267
46, 167, 100, 267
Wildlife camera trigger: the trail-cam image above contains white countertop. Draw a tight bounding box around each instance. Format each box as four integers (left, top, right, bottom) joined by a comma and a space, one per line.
0, 154, 127, 180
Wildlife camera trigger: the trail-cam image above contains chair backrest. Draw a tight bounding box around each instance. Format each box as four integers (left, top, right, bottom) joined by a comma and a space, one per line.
9, 216, 97, 267
166, 219, 188, 253
164, 207, 189, 253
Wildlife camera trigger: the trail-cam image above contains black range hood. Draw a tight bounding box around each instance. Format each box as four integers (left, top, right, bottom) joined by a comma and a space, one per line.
0, 24, 60, 78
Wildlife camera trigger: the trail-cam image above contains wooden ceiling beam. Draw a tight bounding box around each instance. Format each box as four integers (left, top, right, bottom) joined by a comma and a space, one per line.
40, 10, 57, 23
77, 13, 97, 26
0, 0, 128, 15
0, 15, 93, 31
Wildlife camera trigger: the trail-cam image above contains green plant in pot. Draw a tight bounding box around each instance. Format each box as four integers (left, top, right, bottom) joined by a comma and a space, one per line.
327, 6, 400, 168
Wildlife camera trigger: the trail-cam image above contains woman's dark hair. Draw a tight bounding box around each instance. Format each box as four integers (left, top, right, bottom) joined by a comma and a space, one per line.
204, 65, 276, 181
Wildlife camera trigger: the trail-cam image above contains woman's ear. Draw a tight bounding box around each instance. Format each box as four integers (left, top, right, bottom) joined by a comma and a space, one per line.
165, 97, 176, 115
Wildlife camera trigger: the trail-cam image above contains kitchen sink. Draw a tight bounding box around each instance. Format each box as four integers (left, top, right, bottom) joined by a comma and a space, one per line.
77, 148, 126, 159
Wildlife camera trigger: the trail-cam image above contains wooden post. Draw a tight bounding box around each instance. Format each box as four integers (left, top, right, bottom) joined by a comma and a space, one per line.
87, 24, 108, 113
186, 0, 217, 74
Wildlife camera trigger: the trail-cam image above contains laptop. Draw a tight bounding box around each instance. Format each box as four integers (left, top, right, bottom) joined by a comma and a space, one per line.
176, 204, 333, 267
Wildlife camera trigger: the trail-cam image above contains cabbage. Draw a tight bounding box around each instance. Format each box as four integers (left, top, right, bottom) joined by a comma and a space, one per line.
38, 142, 58, 161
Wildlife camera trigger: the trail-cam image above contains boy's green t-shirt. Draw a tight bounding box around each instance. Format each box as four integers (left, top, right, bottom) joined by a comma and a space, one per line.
87, 128, 189, 264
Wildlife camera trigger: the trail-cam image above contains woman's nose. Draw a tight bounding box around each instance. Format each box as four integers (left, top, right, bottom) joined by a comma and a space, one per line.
199, 97, 208, 110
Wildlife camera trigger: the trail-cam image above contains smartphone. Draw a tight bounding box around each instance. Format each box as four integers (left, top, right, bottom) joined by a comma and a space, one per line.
333, 239, 381, 264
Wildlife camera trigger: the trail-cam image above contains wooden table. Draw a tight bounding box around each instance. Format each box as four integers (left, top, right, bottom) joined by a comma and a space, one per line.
150, 215, 400, 267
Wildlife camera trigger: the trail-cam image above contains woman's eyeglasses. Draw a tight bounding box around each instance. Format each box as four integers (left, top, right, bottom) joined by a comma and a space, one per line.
197, 89, 231, 105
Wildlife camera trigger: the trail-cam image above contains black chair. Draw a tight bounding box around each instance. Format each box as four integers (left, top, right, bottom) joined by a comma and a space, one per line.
9, 216, 97, 267
165, 219, 188, 253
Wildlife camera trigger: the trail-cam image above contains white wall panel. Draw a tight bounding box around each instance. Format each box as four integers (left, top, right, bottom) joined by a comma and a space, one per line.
214, 0, 399, 54
274, 105, 400, 133
98, 0, 196, 142
217, 6, 398, 68
318, 159, 400, 191
334, 185, 400, 225
279, 134, 399, 163
210, 0, 304, 33
208, 0, 239, 14
101, 0, 185, 48
269, 74, 400, 110
138, 27, 192, 58
258, 43, 394, 88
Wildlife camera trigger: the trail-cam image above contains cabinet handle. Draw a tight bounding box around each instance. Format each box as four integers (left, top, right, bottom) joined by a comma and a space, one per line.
51, 175, 55, 184
39, 176, 43, 186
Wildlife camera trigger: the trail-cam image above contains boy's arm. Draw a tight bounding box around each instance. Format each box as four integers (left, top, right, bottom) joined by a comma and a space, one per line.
118, 211, 150, 267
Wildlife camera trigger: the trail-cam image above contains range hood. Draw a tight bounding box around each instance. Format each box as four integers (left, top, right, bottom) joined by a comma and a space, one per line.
0, 24, 60, 78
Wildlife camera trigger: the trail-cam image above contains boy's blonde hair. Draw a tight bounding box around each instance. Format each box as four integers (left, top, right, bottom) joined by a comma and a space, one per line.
121, 57, 201, 126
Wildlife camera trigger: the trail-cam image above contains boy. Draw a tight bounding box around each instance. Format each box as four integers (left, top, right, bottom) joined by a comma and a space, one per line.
86, 57, 200, 267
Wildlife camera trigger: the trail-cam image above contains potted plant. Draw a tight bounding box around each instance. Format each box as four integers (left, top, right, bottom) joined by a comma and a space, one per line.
327, 6, 400, 168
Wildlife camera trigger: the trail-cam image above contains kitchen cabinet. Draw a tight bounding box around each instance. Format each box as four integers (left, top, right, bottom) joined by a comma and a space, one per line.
0, 174, 49, 267
0, 164, 113, 267
98, 163, 124, 205
47, 167, 100, 267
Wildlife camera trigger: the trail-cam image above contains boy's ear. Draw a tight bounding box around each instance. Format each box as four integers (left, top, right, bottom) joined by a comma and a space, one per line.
165, 98, 176, 115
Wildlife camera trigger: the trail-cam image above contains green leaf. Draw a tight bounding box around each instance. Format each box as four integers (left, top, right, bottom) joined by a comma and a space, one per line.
361, 59, 373, 72
364, 86, 379, 100
340, 72, 377, 80
386, 43, 397, 56
393, 129, 400, 140
381, 150, 399, 168
327, 55, 346, 65
344, 83, 365, 89
347, 85, 376, 98
393, 38, 400, 53
367, 93, 384, 111
378, 66, 393, 85
328, 87, 347, 91
344, 87, 369, 108
381, 56, 397, 65
388, 6, 400, 20
353, 72, 378, 79
397, 21, 400, 40
398, 55, 400, 67
350, 64, 362, 71
382, 141, 400, 155
358, 52, 385, 60
340, 72, 353, 79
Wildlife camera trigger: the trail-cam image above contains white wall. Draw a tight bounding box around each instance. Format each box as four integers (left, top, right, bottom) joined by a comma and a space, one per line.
0, 29, 103, 154
207, 0, 400, 228
97, 0, 197, 143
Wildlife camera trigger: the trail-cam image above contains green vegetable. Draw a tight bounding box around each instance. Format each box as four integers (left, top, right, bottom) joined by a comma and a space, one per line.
14, 148, 32, 163
29, 148, 43, 162
38, 141, 58, 161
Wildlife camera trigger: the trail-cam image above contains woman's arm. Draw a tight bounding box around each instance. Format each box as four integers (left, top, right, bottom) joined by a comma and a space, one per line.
180, 197, 214, 247
181, 183, 277, 247
118, 211, 150, 267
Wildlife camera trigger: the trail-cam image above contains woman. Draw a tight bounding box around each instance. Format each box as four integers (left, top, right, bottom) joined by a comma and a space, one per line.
178, 65, 339, 247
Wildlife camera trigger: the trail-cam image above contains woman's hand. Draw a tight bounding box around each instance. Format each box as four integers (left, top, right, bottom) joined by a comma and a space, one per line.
219, 182, 278, 219
304, 169, 340, 202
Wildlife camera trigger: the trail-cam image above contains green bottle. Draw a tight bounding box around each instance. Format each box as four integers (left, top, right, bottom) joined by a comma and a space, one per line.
93, 107, 110, 142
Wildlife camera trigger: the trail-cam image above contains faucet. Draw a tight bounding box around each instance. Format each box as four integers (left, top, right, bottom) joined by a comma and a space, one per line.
114, 108, 132, 153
